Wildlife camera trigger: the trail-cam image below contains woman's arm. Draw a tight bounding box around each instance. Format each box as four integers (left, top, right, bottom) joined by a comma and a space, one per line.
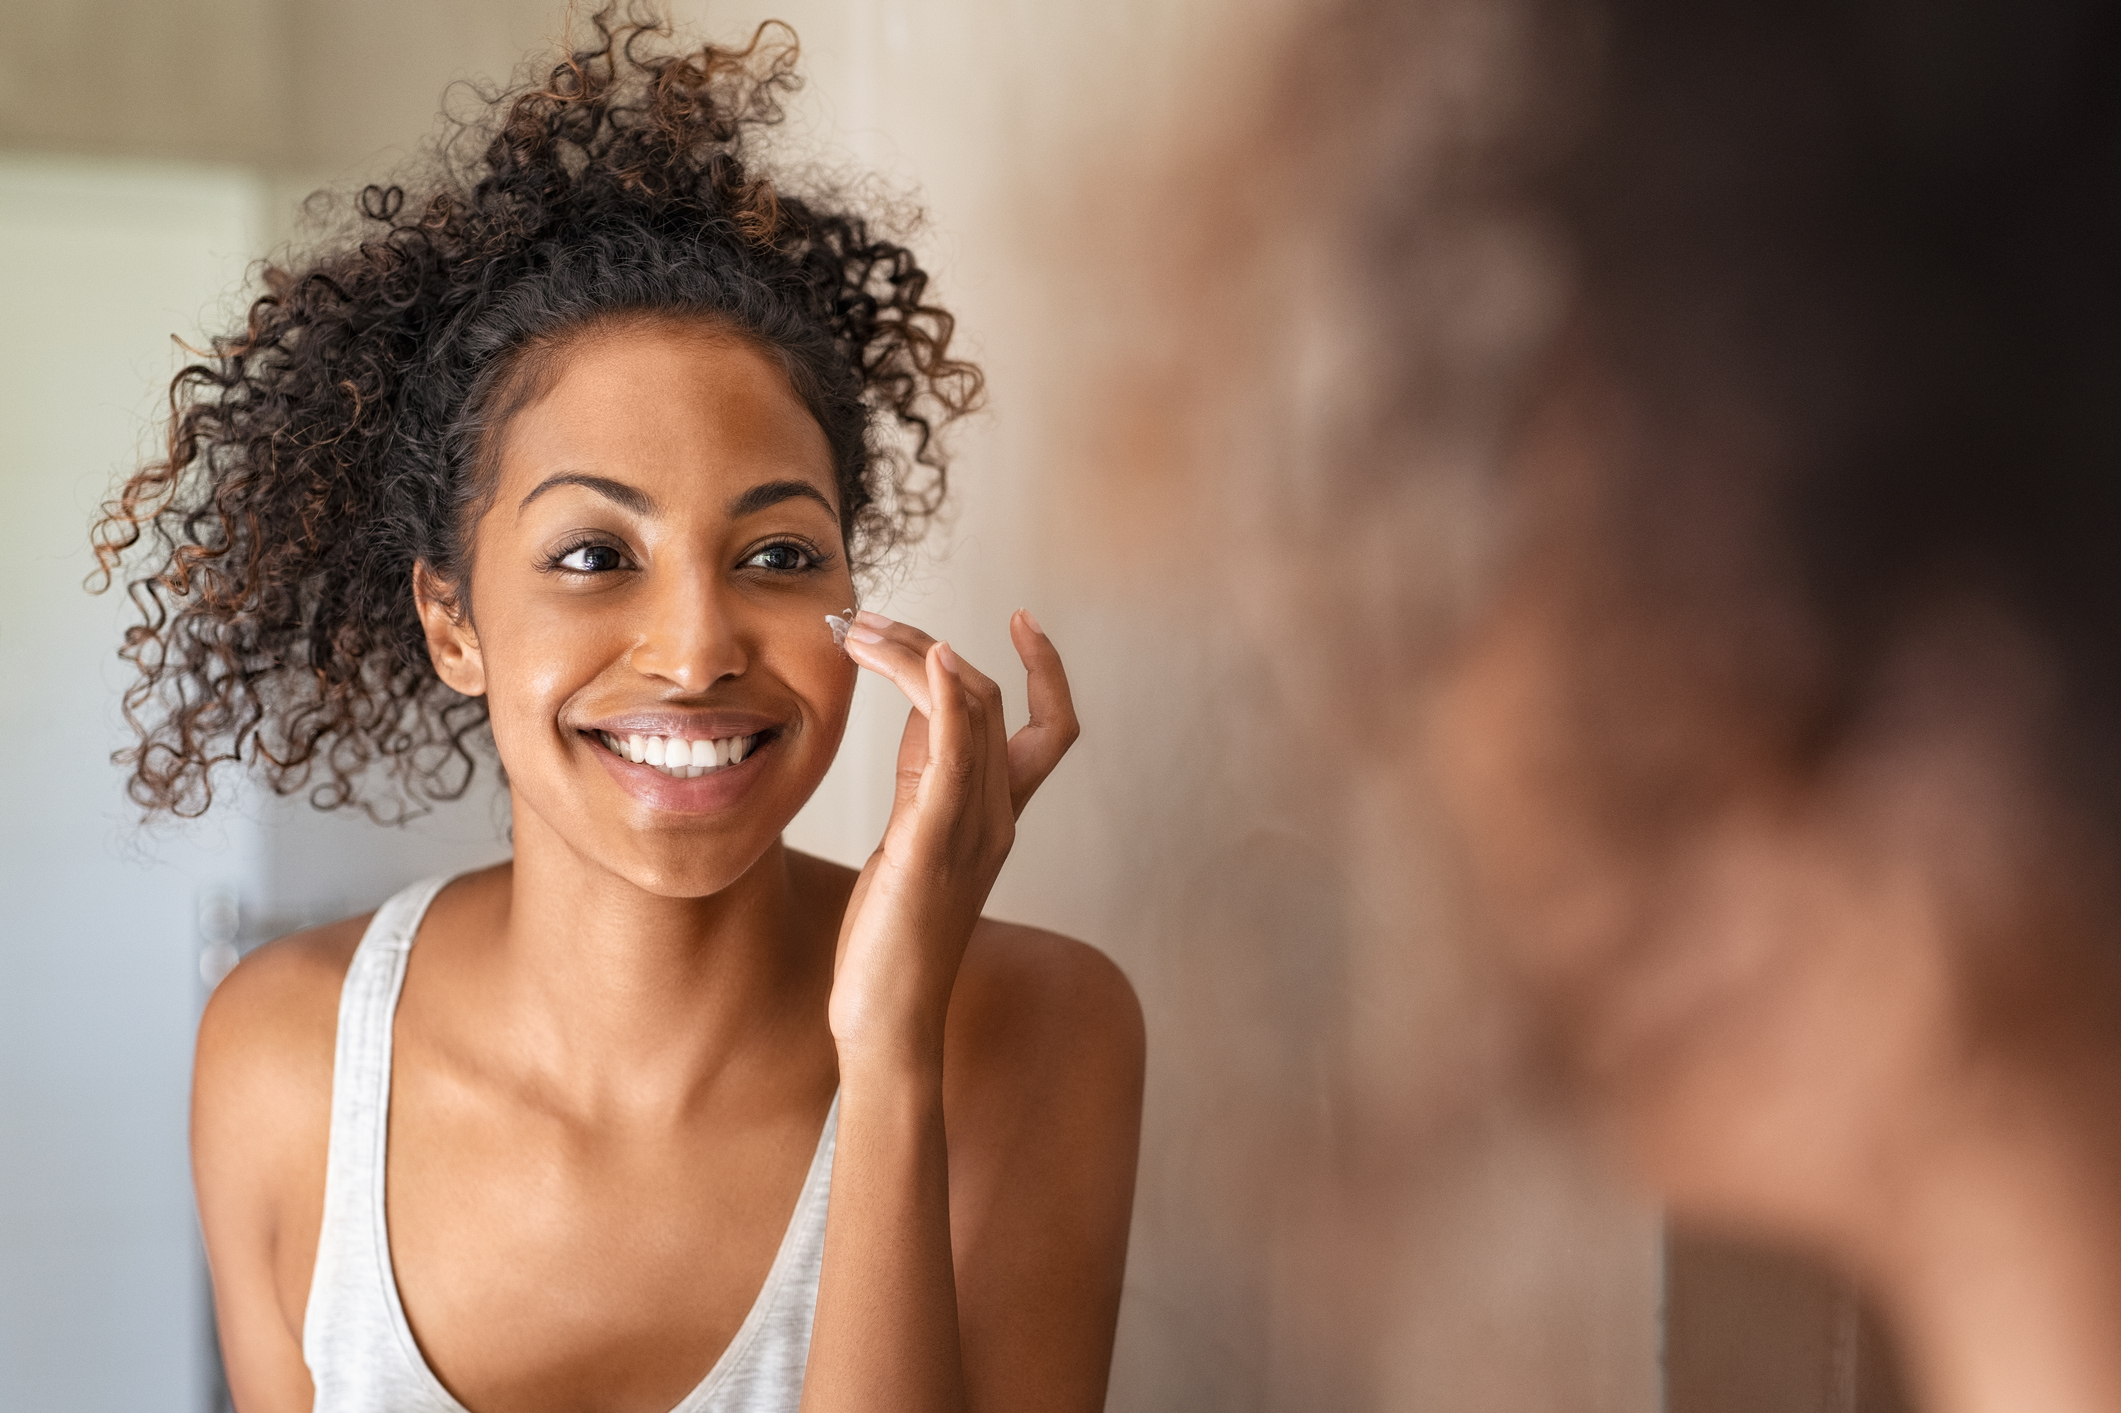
805, 1039, 966, 1409
804, 611, 1140, 1412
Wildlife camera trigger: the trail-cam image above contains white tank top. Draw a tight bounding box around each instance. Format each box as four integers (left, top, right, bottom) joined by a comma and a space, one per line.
302, 875, 838, 1412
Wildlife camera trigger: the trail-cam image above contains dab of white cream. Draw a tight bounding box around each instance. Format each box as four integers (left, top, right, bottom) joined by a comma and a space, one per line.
824, 609, 858, 647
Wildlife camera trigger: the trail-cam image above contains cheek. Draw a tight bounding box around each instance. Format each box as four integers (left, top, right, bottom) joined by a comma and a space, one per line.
1429, 609, 1645, 986
1431, 612, 1575, 891
462, 579, 609, 746
782, 632, 859, 746
767, 573, 861, 730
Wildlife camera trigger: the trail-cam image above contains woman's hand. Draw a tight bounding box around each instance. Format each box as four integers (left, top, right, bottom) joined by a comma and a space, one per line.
829, 609, 1078, 1073
803, 607, 1127, 1413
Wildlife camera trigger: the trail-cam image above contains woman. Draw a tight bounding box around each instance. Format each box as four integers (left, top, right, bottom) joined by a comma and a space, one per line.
95, 15, 1143, 1412
1145, 0, 2121, 1408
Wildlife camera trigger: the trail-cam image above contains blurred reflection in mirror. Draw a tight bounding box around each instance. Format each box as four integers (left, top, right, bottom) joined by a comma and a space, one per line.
1105, 0, 2121, 1409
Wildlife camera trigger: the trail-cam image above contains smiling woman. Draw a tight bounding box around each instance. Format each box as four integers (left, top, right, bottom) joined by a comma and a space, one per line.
419, 324, 868, 893
88, 10, 1142, 1413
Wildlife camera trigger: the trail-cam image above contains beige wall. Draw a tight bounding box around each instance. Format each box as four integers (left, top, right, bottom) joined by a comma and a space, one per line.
0, 3, 1662, 1408
0, 0, 287, 164
0, 0, 552, 171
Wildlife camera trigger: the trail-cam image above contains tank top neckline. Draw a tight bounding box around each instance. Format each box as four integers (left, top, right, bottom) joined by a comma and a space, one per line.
301, 873, 839, 1413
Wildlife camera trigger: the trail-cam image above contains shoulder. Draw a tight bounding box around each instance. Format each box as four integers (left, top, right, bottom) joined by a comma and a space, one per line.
196, 915, 367, 1091
784, 844, 1145, 1110
956, 919, 1143, 1056
947, 919, 1145, 1121
192, 914, 370, 1187
191, 916, 371, 1396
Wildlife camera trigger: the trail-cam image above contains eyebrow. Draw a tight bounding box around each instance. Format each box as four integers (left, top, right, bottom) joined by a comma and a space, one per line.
517, 473, 658, 517
726, 479, 837, 520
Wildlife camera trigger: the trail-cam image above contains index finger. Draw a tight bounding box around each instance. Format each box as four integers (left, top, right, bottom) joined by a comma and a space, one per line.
842, 610, 942, 716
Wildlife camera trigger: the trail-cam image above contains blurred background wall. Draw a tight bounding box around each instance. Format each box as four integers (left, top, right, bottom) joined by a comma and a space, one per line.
0, 2, 1664, 1410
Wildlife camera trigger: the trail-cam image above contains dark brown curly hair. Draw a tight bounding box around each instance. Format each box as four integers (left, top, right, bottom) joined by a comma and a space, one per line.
90, 7, 982, 822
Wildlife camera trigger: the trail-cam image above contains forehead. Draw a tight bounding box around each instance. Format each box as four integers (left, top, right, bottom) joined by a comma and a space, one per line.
492, 320, 838, 510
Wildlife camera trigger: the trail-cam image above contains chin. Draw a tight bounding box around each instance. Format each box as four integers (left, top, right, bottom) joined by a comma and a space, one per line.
600, 829, 783, 899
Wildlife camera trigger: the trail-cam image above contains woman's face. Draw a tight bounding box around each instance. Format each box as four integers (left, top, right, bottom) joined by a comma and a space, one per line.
1421, 385, 2093, 1247
421, 318, 859, 897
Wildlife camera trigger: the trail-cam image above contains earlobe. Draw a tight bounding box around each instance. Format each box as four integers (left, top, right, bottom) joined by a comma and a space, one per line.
412, 561, 486, 697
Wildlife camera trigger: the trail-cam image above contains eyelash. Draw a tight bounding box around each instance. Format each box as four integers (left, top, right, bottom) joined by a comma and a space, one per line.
540, 536, 631, 575
536, 536, 834, 577
741, 539, 832, 575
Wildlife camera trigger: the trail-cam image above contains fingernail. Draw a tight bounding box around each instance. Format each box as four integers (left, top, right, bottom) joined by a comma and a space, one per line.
855, 609, 895, 630
937, 641, 961, 673
848, 625, 885, 644
1019, 608, 1045, 636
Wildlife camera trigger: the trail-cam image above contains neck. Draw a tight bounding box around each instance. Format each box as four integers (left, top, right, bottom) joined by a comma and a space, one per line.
1856, 1057, 2121, 1413
458, 799, 834, 1118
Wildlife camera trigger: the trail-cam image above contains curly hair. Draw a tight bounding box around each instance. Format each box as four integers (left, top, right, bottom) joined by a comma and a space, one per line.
90, 7, 983, 822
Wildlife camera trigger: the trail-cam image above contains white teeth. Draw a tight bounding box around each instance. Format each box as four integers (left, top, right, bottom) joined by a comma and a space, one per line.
598, 731, 758, 778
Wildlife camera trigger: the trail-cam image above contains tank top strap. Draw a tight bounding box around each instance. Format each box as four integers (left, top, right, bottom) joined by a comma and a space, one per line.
303, 874, 464, 1411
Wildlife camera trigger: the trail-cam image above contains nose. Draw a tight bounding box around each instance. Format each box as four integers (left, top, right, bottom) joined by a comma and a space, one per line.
627, 562, 749, 693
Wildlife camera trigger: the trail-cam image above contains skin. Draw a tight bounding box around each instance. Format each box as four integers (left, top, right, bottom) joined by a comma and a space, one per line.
1425, 376, 2121, 1413
191, 319, 1145, 1413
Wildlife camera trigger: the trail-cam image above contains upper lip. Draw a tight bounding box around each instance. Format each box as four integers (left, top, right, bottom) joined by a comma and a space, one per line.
574, 711, 785, 740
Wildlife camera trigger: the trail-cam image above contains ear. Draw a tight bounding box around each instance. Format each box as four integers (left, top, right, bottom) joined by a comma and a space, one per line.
414, 561, 486, 697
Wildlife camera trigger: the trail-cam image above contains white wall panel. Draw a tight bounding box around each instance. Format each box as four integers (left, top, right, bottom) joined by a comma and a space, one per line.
0, 156, 264, 1413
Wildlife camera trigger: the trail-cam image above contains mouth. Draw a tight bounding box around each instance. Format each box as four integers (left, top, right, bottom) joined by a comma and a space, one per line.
586, 728, 771, 779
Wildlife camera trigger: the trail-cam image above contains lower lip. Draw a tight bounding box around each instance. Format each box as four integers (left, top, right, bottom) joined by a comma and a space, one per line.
586, 734, 776, 814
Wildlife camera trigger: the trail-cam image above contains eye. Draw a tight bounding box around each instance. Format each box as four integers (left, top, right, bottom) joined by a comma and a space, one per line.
553, 541, 629, 573
743, 542, 817, 574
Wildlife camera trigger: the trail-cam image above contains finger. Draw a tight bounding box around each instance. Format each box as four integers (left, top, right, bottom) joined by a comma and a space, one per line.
1005, 608, 1080, 816
921, 636, 1005, 763
938, 640, 1014, 827
853, 609, 937, 652
916, 641, 978, 829
842, 610, 940, 715
850, 614, 1007, 816
871, 701, 930, 863
893, 701, 929, 803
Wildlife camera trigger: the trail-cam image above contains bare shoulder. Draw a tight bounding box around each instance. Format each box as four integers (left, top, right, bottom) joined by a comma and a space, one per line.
959, 919, 1140, 1028
949, 918, 1145, 1101
192, 915, 372, 1396
783, 842, 1144, 1104
192, 912, 371, 1203
196, 914, 368, 1090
